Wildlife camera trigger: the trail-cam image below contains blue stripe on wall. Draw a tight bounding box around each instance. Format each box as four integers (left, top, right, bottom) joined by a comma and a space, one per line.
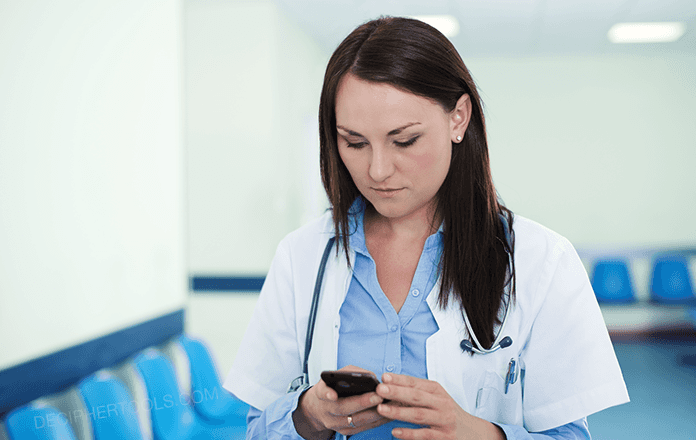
190, 276, 265, 292
0, 309, 184, 418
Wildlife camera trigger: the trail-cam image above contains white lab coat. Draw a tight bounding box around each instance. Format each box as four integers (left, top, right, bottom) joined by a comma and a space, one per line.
224, 211, 629, 432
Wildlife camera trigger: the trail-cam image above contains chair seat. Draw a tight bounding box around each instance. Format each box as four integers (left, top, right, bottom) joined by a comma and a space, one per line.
5, 403, 78, 440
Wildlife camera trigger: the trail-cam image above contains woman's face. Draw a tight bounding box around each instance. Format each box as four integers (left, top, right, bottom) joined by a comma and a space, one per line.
335, 74, 468, 223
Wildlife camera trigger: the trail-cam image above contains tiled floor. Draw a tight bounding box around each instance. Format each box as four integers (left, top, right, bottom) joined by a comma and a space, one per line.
587, 337, 696, 440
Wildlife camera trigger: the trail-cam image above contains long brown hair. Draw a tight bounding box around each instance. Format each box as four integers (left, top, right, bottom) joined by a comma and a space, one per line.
318, 16, 515, 350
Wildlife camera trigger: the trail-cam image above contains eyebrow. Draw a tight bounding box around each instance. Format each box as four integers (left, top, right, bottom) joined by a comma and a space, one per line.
336, 122, 421, 138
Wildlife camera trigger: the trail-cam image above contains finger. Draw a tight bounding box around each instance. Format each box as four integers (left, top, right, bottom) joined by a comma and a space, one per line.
335, 407, 383, 429
334, 410, 392, 436
392, 426, 441, 440
382, 373, 441, 393
313, 380, 338, 402
377, 382, 440, 408
377, 403, 440, 426
330, 391, 383, 416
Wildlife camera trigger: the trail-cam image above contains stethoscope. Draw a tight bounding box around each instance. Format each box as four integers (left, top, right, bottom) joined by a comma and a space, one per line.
288, 217, 514, 393
459, 243, 514, 354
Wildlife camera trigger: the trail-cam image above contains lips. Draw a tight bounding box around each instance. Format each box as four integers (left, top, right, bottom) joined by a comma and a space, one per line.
372, 187, 403, 197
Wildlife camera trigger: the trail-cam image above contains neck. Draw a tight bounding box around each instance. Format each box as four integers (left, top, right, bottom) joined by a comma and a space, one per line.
364, 203, 440, 241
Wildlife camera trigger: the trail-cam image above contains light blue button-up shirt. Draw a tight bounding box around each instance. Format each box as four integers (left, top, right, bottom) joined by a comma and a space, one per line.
244, 199, 590, 440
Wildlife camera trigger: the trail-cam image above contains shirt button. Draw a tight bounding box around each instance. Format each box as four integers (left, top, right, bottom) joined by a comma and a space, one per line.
411, 289, 420, 297
386, 365, 394, 372
390, 325, 398, 332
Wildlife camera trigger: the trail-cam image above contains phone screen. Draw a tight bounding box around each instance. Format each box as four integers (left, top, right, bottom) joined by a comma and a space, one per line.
320, 370, 380, 398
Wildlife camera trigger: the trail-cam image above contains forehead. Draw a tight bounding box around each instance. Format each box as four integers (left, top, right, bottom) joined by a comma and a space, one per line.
335, 74, 447, 132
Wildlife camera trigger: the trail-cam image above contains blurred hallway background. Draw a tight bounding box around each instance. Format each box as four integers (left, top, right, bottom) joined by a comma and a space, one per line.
1, 1, 695, 439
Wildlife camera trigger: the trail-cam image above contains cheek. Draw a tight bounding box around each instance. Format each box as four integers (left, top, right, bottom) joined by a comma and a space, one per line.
413, 145, 451, 180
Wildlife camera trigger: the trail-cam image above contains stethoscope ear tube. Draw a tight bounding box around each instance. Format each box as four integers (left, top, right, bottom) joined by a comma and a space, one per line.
287, 236, 335, 393
460, 214, 515, 355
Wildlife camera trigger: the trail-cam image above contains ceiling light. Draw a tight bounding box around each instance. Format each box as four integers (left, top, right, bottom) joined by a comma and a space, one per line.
411, 15, 460, 38
608, 22, 686, 43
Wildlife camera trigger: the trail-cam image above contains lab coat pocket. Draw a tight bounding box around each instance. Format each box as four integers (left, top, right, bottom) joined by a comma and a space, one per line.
473, 368, 523, 426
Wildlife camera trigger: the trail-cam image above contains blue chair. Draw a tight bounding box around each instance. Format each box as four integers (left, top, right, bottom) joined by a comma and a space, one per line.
134, 350, 246, 440
591, 259, 636, 303
78, 371, 144, 440
134, 350, 199, 440
5, 403, 78, 440
178, 335, 249, 425
650, 255, 696, 304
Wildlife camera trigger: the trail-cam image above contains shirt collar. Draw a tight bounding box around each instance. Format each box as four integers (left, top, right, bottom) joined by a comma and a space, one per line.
347, 197, 444, 258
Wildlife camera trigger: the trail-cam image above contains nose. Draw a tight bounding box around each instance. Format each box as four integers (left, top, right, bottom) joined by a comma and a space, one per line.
368, 144, 395, 183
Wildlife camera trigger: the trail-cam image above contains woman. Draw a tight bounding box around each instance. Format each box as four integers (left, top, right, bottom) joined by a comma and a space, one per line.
224, 17, 629, 440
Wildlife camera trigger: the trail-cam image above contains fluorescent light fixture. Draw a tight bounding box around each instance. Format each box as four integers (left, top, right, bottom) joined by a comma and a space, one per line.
608, 22, 686, 43
411, 15, 460, 38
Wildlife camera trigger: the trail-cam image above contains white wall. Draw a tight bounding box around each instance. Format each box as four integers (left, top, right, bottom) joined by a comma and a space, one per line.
470, 54, 696, 248
185, 0, 327, 276
0, 0, 186, 370
184, 0, 326, 375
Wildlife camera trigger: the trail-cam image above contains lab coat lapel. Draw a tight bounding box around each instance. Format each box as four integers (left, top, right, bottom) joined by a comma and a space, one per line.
425, 282, 473, 413
307, 245, 353, 385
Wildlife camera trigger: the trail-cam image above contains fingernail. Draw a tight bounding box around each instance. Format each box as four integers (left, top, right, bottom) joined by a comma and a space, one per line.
381, 385, 389, 393
379, 404, 390, 413
393, 429, 402, 436
326, 392, 332, 399
370, 395, 380, 405
383, 373, 392, 382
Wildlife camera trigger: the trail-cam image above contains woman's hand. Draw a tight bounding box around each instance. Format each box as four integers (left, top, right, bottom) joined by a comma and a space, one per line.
292, 366, 390, 439
375, 373, 506, 440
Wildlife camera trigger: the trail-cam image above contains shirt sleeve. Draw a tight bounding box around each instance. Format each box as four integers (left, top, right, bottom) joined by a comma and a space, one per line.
497, 418, 590, 440
520, 237, 629, 431
245, 391, 307, 440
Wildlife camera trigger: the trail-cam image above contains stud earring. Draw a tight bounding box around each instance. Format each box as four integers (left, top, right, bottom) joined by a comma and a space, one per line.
456, 135, 462, 142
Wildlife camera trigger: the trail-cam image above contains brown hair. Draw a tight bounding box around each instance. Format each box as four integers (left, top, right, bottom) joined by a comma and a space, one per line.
318, 16, 515, 350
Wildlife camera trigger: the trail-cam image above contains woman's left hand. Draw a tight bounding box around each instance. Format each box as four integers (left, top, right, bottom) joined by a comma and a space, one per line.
375, 373, 505, 440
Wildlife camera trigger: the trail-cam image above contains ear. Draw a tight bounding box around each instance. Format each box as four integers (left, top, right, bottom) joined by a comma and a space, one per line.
450, 94, 472, 144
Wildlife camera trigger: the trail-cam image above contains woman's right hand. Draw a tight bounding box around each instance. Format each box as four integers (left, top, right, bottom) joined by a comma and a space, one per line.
292, 365, 391, 439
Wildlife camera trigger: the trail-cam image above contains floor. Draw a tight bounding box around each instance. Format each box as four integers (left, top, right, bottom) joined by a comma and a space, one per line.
587, 335, 696, 440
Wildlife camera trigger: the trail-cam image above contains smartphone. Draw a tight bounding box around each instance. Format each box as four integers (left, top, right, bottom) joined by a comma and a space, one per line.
320, 370, 380, 398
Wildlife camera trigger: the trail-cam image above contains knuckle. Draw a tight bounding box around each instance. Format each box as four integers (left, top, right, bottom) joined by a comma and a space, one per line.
412, 408, 427, 424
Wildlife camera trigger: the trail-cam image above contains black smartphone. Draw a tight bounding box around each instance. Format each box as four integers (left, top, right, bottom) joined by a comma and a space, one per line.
320, 370, 380, 398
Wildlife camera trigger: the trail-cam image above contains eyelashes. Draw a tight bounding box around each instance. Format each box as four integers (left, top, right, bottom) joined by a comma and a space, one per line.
346, 141, 367, 149
394, 136, 420, 148
344, 135, 421, 149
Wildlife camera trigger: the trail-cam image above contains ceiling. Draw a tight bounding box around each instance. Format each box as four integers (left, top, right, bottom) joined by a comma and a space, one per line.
274, 0, 696, 57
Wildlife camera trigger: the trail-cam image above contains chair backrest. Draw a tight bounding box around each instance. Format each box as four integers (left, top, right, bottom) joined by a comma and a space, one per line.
1, 419, 11, 440
40, 386, 92, 440
110, 362, 153, 440
134, 350, 196, 440
591, 259, 636, 303
178, 335, 249, 424
5, 403, 78, 440
650, 255, 696, 304
78, 371, 144, 440
157, 339, 191, 404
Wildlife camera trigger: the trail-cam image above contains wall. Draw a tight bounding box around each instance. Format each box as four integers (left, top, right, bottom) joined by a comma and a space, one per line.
184, 0, 326, 376
0, 0, 186, 371
470, 54, 696, 248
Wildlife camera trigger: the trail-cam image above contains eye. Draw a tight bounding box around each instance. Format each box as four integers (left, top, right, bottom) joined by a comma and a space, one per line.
394, 135, 420, 148
346, 141, 367, 149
